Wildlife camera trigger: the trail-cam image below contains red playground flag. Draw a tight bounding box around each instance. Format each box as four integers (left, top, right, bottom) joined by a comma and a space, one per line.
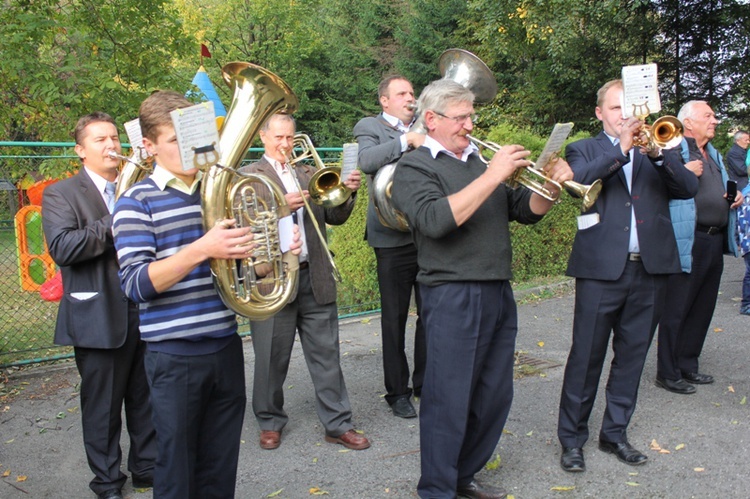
201, 44, 212, 58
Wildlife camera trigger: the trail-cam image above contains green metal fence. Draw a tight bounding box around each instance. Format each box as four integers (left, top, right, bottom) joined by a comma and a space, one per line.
0, 142, 378, 367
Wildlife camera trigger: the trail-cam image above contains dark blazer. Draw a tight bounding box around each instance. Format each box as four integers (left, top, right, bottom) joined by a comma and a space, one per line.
725, 143, 749, 191
565, 132, 699, 281
42, 170, 135, 349
239, 157, 356, 305
353, 114, 414, 248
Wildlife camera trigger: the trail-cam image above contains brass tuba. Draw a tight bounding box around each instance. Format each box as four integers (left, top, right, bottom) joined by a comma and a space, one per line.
371, 48, 499, 231
201, 61, 300, 320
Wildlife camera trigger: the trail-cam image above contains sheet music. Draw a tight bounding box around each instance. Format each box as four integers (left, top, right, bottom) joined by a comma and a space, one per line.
170, 102, 220, 171
123, 118, 147, 160
535, 123, 574, 171
340, 143, 358, 181
622, 63, 661, 118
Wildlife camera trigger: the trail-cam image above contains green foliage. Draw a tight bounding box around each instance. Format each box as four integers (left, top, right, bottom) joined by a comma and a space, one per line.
329, 181, 379, 313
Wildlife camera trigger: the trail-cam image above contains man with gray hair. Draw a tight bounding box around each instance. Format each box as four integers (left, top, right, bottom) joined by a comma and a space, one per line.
657, 100, 742, 394
392, 79, 573, 498
725, 130, 750, 191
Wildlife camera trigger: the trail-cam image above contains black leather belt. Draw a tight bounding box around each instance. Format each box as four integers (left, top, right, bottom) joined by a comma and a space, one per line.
299, 261, 309, 270
628, 253, 641, 262
696, 225, 723, 235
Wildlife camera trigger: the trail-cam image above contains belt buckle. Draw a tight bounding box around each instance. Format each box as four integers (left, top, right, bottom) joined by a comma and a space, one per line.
628, 253, 641, 262
707, 226, 719, 235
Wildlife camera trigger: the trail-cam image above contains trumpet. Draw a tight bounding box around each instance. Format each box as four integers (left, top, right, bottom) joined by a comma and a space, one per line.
634, 116, 683, 152
467, 135, 602, 212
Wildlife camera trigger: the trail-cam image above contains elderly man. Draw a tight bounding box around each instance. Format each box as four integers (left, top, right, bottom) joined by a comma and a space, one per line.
657, 101, 742, 393
392, 79, 572, 499
353, 75, 426, 419
557, 80, 698, 474
239, 113, 370, 452
725, 130, 750, 191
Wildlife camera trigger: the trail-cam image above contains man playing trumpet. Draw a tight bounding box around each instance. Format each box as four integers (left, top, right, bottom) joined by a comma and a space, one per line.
557, 79, 699, 473
392, 79, 573, 499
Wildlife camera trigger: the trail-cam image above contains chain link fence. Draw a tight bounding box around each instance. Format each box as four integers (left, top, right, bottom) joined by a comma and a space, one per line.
0, 142, 378, 368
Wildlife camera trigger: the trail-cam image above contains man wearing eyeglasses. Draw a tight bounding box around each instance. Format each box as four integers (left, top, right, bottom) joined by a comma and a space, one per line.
391, 79, 573, 499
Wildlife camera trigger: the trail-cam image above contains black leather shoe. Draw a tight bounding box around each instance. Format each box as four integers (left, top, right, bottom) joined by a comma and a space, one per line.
560, 447, 585, 472
457, 479, 507, 499
98, 489, 123, 499
598, 440, 648, 466
682, 372, 714, 384
390, 397, 417, 418
655, 376, 696, 394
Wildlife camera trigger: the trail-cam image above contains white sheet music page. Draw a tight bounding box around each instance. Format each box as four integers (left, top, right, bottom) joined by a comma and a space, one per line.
535, 123, 574, 172
340, 143, 359, 182
622, 64, 661, 118
170, 102, 220, 171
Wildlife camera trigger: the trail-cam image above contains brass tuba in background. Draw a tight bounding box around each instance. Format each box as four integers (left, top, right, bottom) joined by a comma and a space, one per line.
201, 61, 300, 320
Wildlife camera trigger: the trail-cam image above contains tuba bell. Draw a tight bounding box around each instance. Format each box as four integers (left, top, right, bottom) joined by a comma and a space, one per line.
201, 61, 300, 320
371, 48, 499, 231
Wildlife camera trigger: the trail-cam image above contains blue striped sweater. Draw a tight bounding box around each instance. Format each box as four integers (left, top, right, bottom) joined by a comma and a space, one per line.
112, 179, 237, 354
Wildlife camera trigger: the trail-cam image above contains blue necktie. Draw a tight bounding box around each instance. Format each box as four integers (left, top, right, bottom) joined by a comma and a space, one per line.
104, 181, 116, 213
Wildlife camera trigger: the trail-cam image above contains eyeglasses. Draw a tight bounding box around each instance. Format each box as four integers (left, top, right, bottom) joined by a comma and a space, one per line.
434, 111, 477, 124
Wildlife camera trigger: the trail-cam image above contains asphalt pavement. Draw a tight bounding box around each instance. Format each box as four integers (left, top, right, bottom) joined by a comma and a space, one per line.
1, 255, 748, 498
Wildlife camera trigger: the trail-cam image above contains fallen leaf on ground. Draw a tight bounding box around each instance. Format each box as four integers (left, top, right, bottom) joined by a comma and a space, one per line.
309, 487, 329, 495
659, 449, 671, 454
537, 341, 545, 347
649, 439, 662, 451
360, 318, 371, 324
484, 454, 501, 470
550, 485, 575, 491
694, 467, 705, 472
2, 470, 10, 477
267, 489, 283, 497
675, 444, 685, 451
728, 386, 735, 393
626, 482, 640, 486
629, 472, 639, 476
741, 396, 747, 405
713, 327, 723, 332
17, 475, 27, 482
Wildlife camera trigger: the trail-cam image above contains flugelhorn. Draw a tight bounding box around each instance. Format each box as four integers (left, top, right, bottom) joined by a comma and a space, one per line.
467, 135, 602, 212
201, 61, 300, 320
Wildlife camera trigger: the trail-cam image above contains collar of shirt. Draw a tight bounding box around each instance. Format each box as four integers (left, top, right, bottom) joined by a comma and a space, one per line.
151, 164, 203, 194
423, 135, 478, 162
83, 166, 118, 199
382, 112, 411, 133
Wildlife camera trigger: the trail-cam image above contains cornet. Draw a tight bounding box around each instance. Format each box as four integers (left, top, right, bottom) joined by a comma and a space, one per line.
467, 135, 602, 212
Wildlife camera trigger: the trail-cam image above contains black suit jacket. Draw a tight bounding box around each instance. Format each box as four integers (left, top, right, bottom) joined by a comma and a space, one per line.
565, 132, 699, 281
238, 157, 356, 305
42, 170, 135, 348
353, 114, 414, 248
725, 143, 748, 191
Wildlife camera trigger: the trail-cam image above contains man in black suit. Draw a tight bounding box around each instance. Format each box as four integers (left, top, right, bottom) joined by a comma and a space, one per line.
42, 113, 156, 499
725, 130, 749, 191
557, 80, 699, 473
353, 75, 426, 418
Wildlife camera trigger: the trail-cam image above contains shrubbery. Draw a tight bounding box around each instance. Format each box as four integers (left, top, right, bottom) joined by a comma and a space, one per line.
330, 122, 593, 309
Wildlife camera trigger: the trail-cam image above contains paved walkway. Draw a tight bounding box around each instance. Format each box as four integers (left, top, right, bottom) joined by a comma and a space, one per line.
1, 255, 748, 498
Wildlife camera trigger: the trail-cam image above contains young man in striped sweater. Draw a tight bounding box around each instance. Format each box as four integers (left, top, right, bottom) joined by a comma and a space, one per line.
113, 90, 299, 498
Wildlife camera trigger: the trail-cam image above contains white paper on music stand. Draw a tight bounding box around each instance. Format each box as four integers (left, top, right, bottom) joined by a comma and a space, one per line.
622, 63, 661, 118
170, 102, 220, 171
278, 215, 294, 252
123, 118, 148, 161
340, 143, 358, 182
535, 123, 574, 172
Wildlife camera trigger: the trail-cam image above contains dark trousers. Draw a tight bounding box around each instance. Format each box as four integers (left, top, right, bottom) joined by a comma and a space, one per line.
145, 334, 246, 499
374, 244, 426, 404
417, 281, 516, 498
74, 308, 155, 495
558, 260, 666, 448
742, 253, 750, 311
251, 267, 353, 436
658, 231, 724, 379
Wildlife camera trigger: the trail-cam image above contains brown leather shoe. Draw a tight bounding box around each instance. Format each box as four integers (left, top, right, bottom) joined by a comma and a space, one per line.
259, 430, 281, 450
324, 429, 371, 450
457, 479, 507, 499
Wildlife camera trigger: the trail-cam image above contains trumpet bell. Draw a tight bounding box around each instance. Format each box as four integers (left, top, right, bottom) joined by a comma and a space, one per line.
309, 167, 352, 208
565, 179, 602, 212
651, 116, 683, 149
